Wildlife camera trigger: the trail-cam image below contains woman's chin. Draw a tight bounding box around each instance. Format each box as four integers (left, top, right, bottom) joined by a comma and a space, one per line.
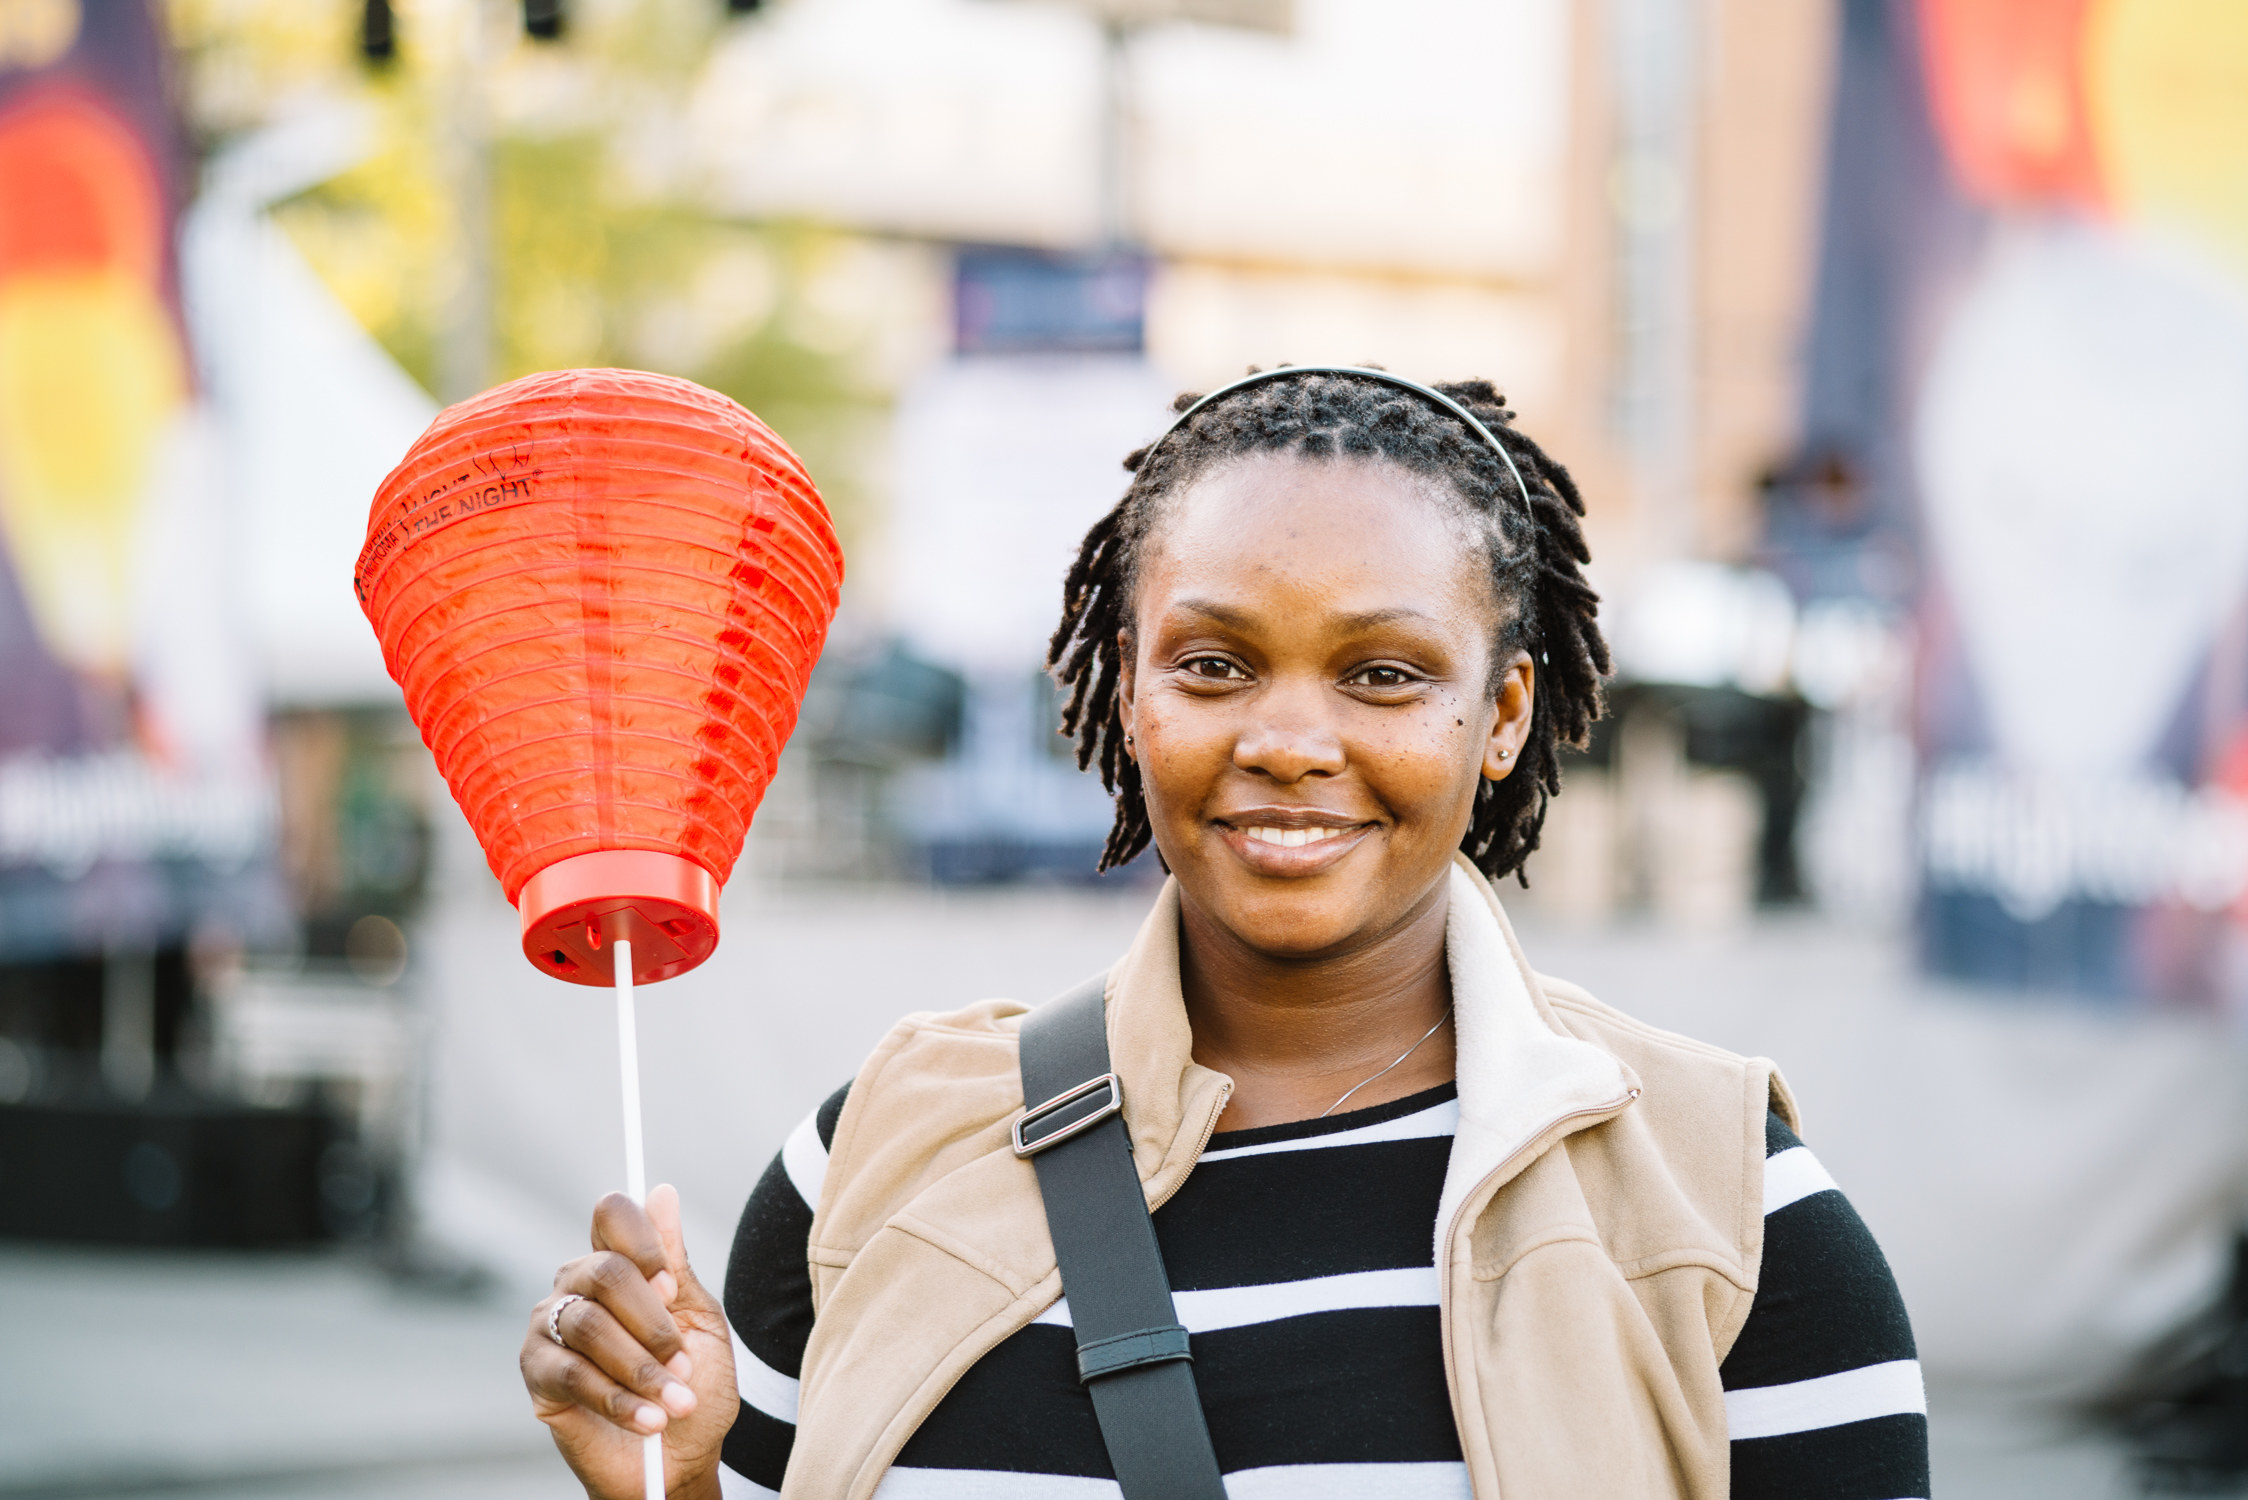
1185, 864, 1441, 962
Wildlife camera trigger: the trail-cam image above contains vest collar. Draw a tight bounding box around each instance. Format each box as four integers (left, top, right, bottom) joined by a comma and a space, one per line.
1101, 877, 1233, 1201
1437, 853, 1639, 1252
1096, 854, 1637, 1218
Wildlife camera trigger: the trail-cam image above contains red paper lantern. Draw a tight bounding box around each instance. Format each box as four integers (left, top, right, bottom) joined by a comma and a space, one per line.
356, 369, 843, 987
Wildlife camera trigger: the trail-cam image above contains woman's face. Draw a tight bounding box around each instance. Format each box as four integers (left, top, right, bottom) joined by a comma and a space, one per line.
1119, 449, 1533, 961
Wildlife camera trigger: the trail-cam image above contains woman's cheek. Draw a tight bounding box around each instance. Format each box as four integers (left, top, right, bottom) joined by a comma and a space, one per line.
1132, 704, 1209, 814
1145, 691, 1227, 761
1357, 706, 1472, 810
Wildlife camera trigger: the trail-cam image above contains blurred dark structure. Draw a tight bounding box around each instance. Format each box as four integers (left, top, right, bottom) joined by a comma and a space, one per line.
1757, 446, 1910, 608
769, 641, 1128, 885
1607, 683, 1810, 906
270, 709, 431, 963
523, 0, 565, 40
0, 710, 429, 1250
1561, 683, 1810, 909
2105, 1236, 2248, 1492
359, 0, 395, 63
0, 1097, 367, 1248
808, 639, 969, 767
756, 638, 968, 879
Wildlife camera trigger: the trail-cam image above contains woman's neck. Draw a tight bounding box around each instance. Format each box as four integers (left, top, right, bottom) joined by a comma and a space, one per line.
1177, 879, 1457, 1131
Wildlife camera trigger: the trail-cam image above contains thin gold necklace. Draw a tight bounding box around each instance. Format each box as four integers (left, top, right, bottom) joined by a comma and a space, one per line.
1319, 1006, 1454, 1119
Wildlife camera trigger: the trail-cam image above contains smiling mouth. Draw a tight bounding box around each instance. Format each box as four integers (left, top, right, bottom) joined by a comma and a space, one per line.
1240, 825, 1349, 849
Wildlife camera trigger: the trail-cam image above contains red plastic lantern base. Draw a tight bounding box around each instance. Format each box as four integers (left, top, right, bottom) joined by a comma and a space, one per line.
518, 851, 720, 987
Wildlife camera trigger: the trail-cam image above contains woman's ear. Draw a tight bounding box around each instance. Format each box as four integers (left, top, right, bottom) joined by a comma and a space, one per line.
1116, 628, 1138, 760
1483, 652, 1535, 781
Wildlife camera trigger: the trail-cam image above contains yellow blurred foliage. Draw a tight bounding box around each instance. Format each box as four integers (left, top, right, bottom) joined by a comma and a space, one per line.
0, 270, 184, 670
164, 0, 884, 544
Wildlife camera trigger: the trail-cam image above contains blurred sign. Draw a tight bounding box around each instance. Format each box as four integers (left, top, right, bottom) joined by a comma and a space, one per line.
1787, 0, 2248, 1006
0, 1, 282, 961
886, 351, 1172, 668
955, 246, 1148, 354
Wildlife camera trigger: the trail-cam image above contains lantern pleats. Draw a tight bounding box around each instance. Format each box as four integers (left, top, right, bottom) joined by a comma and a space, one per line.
356, 369, 843, 911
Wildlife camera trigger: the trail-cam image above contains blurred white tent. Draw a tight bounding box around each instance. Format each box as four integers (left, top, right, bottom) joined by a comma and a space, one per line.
180, 103, 438, 708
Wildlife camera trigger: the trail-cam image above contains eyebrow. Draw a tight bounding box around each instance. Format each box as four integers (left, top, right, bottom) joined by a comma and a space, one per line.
1334, 606, 1441, 631
1169, 599, 1255, 629
1168, 600, 1442, 633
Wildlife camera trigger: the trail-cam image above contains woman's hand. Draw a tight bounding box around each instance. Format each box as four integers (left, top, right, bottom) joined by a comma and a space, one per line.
522, 1184, 738, 1499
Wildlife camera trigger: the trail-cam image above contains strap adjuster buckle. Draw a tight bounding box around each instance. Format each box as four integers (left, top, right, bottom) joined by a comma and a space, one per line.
1076, 1323, 1192, 1383
1013, 1072, 1123, 1158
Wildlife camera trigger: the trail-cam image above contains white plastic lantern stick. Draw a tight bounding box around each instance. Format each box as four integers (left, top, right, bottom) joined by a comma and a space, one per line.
613, 938, 663, 1500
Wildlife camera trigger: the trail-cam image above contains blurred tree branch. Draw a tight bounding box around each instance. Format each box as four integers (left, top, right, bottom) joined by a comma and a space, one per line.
166, 0, 885, 550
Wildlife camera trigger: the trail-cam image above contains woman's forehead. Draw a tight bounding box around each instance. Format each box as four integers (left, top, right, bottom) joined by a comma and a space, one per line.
1138, 451, 1493, 623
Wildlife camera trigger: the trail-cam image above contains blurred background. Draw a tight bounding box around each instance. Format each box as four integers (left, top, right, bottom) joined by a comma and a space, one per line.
4, 0, 2248, 1494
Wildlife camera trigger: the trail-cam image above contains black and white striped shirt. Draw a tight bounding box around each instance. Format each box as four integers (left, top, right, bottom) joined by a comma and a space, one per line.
720, 1083, 1928, 1498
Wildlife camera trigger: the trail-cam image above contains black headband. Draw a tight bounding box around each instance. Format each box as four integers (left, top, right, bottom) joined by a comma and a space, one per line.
1144, 365, 1534, 511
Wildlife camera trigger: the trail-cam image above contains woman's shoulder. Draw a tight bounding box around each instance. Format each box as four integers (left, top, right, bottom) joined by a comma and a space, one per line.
841, 990, 1036, 1093
810, 997, 1040, 1248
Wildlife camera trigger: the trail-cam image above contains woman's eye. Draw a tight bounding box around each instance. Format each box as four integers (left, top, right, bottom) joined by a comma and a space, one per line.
1352, 666, 1416, 688
1183, 656, 1245, 680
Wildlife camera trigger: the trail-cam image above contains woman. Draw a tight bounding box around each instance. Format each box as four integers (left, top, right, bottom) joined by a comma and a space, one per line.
519, 368, 1928, 1499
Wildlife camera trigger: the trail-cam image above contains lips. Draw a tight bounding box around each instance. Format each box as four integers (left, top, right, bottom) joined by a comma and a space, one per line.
1214, 808, 1374, 874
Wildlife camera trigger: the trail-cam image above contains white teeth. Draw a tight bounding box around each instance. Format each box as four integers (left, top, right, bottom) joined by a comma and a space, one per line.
1245, 825, 1342, 848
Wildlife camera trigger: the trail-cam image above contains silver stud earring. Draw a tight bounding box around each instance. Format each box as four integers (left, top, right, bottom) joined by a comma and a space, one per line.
1497, 749, 1511, 760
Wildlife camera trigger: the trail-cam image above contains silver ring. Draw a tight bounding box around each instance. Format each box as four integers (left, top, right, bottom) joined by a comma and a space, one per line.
547, 1292, 585, 1348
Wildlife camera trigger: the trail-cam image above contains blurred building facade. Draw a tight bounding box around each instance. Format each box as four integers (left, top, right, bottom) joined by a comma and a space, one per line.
13, 0, 2248, 1273
0, 0, 1848, 1244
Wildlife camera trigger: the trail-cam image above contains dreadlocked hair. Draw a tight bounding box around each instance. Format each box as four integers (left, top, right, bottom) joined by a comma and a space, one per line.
1045, 367, 1611, 883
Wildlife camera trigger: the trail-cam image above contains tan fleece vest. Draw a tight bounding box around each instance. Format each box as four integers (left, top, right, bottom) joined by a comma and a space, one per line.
788, 856, 1796, 1499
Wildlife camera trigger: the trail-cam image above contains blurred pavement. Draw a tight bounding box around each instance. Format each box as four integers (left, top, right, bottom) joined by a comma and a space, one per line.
0, 1243, 562, 1498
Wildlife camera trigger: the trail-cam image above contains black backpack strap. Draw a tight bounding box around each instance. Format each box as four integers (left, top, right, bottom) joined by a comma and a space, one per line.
1015, 974, 1227, 1500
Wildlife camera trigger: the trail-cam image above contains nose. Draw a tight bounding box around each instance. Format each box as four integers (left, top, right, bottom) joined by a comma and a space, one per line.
1231, 685, 1346, 783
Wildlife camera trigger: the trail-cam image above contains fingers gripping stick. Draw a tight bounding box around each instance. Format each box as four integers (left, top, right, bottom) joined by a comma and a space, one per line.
614, 938, 662, 1500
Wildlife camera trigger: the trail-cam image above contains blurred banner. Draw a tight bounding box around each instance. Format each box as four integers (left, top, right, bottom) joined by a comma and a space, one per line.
1783, 0, 2248, 1005
0, 0, 282, 961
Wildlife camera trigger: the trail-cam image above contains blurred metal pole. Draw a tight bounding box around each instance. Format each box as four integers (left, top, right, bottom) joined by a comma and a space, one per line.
102, 948, 156, 1103
1607, 0, 1700, 560
1098, 19, 1131, 249
440, 0, 495, 403
1051, 0, 1298, 252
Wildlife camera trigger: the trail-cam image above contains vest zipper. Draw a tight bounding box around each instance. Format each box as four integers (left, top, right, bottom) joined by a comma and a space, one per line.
1436, 1087, 1640, 1495
1148, 1079, 1235, 1213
